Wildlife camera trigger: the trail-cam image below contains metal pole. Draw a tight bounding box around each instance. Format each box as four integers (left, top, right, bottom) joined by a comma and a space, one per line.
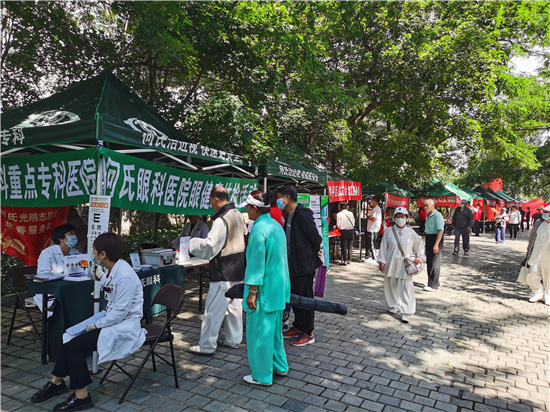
264, 177, 268, 192
91, 153, 105, 374
483, 202, 486, 234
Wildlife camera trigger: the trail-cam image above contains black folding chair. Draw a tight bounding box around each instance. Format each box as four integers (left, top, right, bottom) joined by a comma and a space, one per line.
100, 284, 185, 404
7, 266, 44, 346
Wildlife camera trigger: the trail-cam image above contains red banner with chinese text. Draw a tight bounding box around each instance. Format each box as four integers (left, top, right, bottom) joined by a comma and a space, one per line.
417, 196, 460, 208
385, 193, 409, 209
327, 181, 362, 202
1, 207, 70, 266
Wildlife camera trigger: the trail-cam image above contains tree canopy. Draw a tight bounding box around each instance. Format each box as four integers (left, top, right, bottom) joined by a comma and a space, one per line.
2, 1, 549, 197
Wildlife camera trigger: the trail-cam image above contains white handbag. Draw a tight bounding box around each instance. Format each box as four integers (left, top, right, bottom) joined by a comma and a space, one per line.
517, 266, 529, 285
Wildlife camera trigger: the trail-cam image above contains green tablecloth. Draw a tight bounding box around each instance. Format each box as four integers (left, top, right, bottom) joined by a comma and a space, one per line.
27, 265, 185, 345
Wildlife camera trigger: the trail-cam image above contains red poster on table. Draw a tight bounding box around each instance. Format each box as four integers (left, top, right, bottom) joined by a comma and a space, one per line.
327, 181, 362, 202
386, 194, 409, 209
1, 206, 70, 266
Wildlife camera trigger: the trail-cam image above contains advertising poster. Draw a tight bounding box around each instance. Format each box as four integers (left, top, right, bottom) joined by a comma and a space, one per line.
87, 195, 111, 254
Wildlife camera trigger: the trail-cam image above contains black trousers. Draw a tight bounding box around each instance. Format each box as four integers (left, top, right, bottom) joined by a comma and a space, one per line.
340, 230, 354, 262
508, 224, 519, 238
453, 228, 470, 253
425, 234, 443, 290
474, 221, 481, 236
419, 221, 426, 234
290, 272, 315, 335
526, 217, 530, 230
365, 232, 376, 260
52, 329, 101, 390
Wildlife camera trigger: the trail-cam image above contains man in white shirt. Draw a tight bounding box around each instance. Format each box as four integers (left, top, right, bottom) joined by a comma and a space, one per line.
336, 202, 355, 265
365, 197, 382, 264
508, 205, 521, 239
188, 187, 247, 354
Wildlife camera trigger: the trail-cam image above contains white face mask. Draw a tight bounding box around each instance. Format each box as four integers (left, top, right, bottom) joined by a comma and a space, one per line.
395, 217, 407, 227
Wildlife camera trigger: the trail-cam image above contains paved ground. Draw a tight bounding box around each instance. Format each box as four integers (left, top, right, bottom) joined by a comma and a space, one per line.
2, 229, 549, 412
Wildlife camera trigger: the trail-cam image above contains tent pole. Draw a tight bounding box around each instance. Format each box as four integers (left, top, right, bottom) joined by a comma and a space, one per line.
483, 203, 486, 235
152, 213, 161, 240
91, 152, 105, 374
264, 177, 268, 192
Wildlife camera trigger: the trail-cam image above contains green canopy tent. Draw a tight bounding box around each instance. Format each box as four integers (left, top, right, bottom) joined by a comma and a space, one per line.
473, 186, 504, 207
461, 186, 485, 202
495, 190, 522, 208
263, 145, 327, 194
2, 71, 256, 179
415, 180, 472, 208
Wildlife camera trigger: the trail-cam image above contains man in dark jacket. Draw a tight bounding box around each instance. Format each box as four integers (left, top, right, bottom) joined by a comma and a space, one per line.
452, 199, 475, 256
277, 186, 322, 347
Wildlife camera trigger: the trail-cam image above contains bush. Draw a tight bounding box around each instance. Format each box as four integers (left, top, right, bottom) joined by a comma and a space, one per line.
1, 254, 25, 296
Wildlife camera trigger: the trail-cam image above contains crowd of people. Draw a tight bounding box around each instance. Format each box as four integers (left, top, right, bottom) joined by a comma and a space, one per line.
26, 187, 550, 410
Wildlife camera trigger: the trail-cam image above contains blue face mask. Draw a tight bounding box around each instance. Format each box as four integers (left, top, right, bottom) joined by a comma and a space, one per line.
542, 213, 549, 221
92, 254, 102, 266
277, 198, 286, 211
66, 235, 78, 248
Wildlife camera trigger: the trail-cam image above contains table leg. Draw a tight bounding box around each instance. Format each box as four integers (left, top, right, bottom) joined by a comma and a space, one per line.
41, 293, 48, 365
199, 269, 203, 312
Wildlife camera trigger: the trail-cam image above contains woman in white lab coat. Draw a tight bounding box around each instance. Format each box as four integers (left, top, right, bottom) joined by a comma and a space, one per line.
32, 224, 79, 315
377, 207, 424, 324
31, 233, 146, 411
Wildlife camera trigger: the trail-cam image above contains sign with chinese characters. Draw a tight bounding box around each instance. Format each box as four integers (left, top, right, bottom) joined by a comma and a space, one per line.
417, 196, 461, 208
0, 206, 70, 266
124, 118, 249, 165
327, 181, 362, 202
140, 273, 161, 288
1, 148, 99, 207
87, 195, 111, 255
101, 148, 258, 215
386, 193, 410, 209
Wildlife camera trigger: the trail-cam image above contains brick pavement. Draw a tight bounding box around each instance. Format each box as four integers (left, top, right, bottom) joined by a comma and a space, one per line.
2, 229, 549, 412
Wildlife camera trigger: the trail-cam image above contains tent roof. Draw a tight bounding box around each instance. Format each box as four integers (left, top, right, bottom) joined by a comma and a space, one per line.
460, 186, 484, 200
362, 181, 413, 198
2, 71, 251, 169
495, 190, 520, 203
485, 188, 509, 201
416, 179, 472, 202
473, 186, 502, 201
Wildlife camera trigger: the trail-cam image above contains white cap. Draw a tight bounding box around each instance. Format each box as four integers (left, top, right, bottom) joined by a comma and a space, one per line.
394, 207, 409, 216
543, 205, 550, 212
237, 193, 267, 208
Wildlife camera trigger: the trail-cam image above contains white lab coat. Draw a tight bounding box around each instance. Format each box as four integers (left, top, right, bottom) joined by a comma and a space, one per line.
34, 244, 79, 315
377, 226, 424, 280
37, 244, 79, 274
94, 260, 147, 364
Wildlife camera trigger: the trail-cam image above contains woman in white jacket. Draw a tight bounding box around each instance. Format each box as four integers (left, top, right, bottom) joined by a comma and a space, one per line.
30, 233, 146, 411
377, 207, 424, 324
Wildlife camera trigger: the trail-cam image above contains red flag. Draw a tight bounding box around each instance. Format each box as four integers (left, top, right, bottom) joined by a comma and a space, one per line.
1, 207, 70, 266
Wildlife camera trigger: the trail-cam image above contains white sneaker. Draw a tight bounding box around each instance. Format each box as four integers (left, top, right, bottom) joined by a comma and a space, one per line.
528, 295, 544, 303
423, 286, 436, 292
218, 340, 240, 349
243, 375, 271, 386
273, 370, 288, 376
188, 345, 215, 355
401, 314, 410, 323
388, 307, 399, 314
364, 258, 373, 264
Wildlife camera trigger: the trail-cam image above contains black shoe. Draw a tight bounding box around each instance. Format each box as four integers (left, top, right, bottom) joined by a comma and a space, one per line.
53, 392, 93, 411
31, 380, 68, 403
338, 262, 347, 266
464, 251, 469, 256
452, 251, 458, 256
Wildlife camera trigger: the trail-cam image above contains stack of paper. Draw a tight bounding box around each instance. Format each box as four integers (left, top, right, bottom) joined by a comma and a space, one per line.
66, 311, 106, 337
29, 273, 65, 282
